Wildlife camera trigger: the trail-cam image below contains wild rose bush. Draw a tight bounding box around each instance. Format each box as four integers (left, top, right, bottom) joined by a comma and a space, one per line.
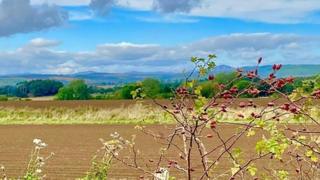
108, 55, 320, 179
0, 55, 319, 179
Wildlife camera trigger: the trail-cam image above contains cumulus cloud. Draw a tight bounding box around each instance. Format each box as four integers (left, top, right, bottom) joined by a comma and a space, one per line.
0, 0, 68, 37
153, 0, 201, 13
0, 33, 319, 74
27, 38, 61, 48
31, 0, 90, 6
191, 0, 320, 23
89, 0, 115, 16
189, 33, 310, 51
29, 0, 320, 23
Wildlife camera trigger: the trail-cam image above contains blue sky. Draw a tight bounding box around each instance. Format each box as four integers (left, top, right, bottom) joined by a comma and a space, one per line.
0, 0, 320, 74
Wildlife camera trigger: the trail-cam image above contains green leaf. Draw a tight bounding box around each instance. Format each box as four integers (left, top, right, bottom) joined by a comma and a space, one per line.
247, 165, 257, 176
208, 54, 217, 59
247, 129, 256, 137
232, 147, 242, 159
191, 56, 197, 63
277, 170, 289, 180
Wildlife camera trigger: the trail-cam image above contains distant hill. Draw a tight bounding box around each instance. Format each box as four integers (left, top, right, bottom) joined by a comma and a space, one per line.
0, 64, 319, 86
243, 64, 320, 78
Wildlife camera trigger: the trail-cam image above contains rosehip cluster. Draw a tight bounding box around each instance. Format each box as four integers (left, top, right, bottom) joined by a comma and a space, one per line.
176, 87, 188, 95
312, 89, 320, 99
251, 112, 261, 119
285, 76, 294, 84
221, 87, 238, 99
248, 88, 260, 96
229, 87, 238, 94
272, 77, 295, 89
222, 92, 233, 99
247, 71, 257, 79
220, 104, 227, 112
280, 103, 299, 114
273, 79, 286, 89
272, 64, 282, 71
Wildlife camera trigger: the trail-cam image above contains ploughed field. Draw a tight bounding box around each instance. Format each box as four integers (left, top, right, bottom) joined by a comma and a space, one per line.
0, 99, 319, 179
0, 125, 317, 179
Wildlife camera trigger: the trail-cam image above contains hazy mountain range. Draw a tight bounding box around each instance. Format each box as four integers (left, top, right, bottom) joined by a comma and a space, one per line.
0, 64, 319, 86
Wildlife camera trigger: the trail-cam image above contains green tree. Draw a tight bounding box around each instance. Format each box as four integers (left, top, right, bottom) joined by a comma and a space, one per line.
56, 87, 73, 100
235, 80, 250, 91
200, 81, 219, 98
56, 80, 90, 100
120, 84, 138, 99
215, 72, 237, 85
142, 78, 161, 98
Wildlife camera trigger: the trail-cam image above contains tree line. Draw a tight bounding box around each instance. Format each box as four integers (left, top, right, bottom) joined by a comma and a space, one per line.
0, 73, 318, 100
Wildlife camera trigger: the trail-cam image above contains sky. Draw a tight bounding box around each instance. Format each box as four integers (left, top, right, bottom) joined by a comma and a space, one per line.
0, 0, 320, 74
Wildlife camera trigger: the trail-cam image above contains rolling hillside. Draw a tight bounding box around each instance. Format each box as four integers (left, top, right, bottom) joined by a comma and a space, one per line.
0, 64, 319, 86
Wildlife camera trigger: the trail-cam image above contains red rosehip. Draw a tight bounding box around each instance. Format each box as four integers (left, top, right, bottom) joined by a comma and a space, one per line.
230, 87, 238, 94
239, 102, 246, 108
207, 134, 213, 138
286, 76, 294, 84
312, 89, 320, 99
281, 103, 290, 111
269, 73, 276, 80
247, 71, 256, 79
208, 75, 215, 80
210, 121, 217, 129
258, 57, 262, 64
272, 64, 282, 71
248, 88, 260, 95
267, 102, 275, 107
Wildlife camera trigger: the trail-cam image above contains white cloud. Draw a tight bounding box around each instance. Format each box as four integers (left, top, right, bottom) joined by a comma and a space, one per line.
0, 33, 319, 74
27, 0, 320, 23
28, 38, 61, 48
0, 0, 68, 37
190, 0, 320, 23
190, 33, 310, 51
30, 0, 90, 6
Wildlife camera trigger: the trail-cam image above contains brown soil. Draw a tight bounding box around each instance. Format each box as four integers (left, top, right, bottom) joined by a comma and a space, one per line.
0, 125, 314, 179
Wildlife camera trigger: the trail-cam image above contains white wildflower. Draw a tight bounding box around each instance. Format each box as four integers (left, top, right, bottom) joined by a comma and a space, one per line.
39, 142, 47, 148
39, 162, 45, 167
33, 139, 42, 145
35, 169, 42, 174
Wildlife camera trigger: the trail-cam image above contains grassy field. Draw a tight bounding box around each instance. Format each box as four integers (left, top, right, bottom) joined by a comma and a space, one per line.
0, 98, 318, 125
0, 98, 296, 109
